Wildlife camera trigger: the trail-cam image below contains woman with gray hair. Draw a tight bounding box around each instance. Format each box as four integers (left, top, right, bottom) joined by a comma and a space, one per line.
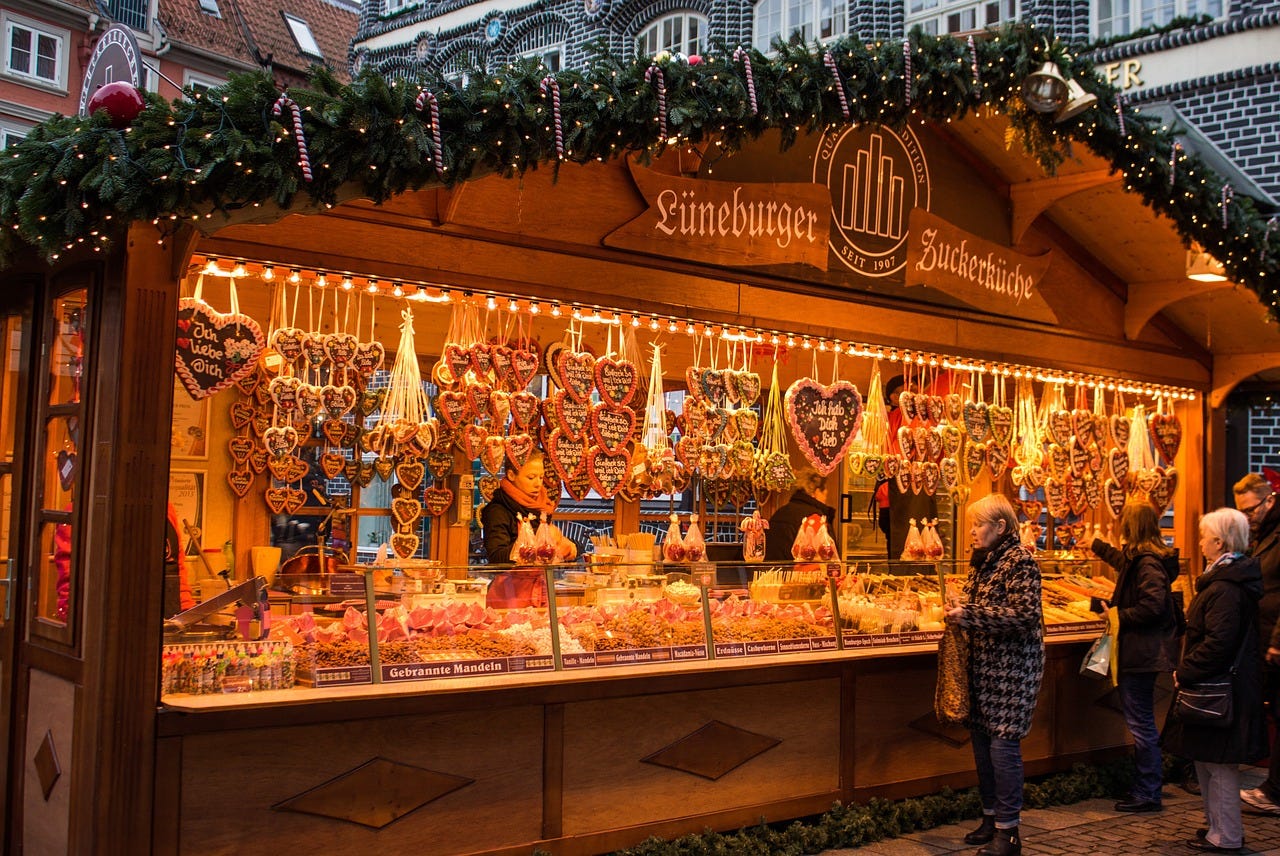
947, 493, 1044, 856
1163, 507, 1268, 853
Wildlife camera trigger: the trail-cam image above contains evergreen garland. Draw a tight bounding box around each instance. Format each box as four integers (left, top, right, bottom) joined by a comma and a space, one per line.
1, 23, 1276, 314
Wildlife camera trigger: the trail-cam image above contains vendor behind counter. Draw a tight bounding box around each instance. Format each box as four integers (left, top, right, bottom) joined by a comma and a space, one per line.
765, 464, 836, 562
480, 452, 577, 607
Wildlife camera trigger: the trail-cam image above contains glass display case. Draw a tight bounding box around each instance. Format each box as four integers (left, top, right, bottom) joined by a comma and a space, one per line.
159, 555, 1119, 702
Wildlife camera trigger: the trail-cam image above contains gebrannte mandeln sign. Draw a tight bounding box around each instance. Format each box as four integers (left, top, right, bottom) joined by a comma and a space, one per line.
905, 208, 1056, 323
604, 158, 831, 270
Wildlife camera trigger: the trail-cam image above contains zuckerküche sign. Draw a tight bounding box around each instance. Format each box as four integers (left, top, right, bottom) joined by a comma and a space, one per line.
605, 125, 1057, 324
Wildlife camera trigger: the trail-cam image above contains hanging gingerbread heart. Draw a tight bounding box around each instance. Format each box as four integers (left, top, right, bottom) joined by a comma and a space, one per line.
263, 425, 299, 457
550, 391, 589, 441
921, 461, 941, 495
248, 447, 269, 475
703, 406, 729, 443
229, 399, 255, 430
394, 459, 425, 492
443, 343, 472, 385
587, 446, 631, 498
1148, 413, 1182, 464
944, 393, 963, 422
358, 387, 386, 418
174, 297, 266, 400
862, 454, 883, 479
908, 426, 929, 462
324, 333, 358, 370
460, 423, 488, 460
468, 342, 493, 379
1044, 477, 1068, 519
1018, 500, 1043, 521
720, 408, 740, 444
721, 371, 743, 407
267, 454, 308, 483
1047, 410, 1073, 446
504, 433, 536, 470
480, 436, 507, 475
402, 420, 437, 459
234, 370, 262, 396
478, 475, 500, 503
510, 347, 540, 390
988, 406, 1014, 447
784, 378, 863, 477
590, 405, 634, 453
264, 486, 292, 514
939, 424, 962, 458
466, 382, 494, 422
986, 442, 1009, 478
1110, 413, 1130, 450
940, 456, 959, 492
734, 409, 759, 442
1156, 467, 1178, 513
268, 376, 302, 412
555, 350, 596, 403
319, 451, 346, 479
436, 390, 473, 430
373, 457, 395, 481
226, 468, 254, 498
321, 384, 356, 419
963, 401, 990, 444
546, 429, 587, 483
299, 333, 327, 372
488, 344, 514, 389
391, 418, 419, 446
675, 434, 702, 470
426, 446, 453, 480
1083, 473, 1102, 509
489, 390, 512, 431
228, 435, 255, 466
1046, 444, 1070, 479
389, 531, 421, 559
737, 372, 762, 406
509, 391, 540, 431
282, 487, 307, 514
1069, 438, 1090, 479
352, 341, 385, 380
965, 442, 987, 480
595, 357, 639, 408
882, 454, 903, 480
922, 427, 944, 463
685, 366, 705, 394
1072, 408, 1096, 446
901, 391, 919, 422
1066, 477, 1089, 515
701, 369, 728, 404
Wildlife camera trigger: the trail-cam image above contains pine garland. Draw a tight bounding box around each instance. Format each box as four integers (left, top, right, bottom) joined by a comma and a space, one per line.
1, 24, 1276, 314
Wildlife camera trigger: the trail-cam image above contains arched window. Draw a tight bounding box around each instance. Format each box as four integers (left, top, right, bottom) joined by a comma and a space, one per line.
753, 0, 847, 54
514, 23, 568, 73
441, 49, 487, 86
636, 11, 707, 57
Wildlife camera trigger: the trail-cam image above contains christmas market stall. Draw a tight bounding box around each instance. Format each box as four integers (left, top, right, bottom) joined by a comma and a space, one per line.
2, 23, 1279, 856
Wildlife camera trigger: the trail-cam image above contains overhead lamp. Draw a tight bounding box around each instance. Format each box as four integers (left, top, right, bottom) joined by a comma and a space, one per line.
1021, 62, 1069, 113
1054, 79, 1097, 123
1186, 249, 1227, 282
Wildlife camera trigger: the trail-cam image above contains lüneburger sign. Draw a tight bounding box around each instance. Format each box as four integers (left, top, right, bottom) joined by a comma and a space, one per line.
603, 158, 831, 270
906, 208, 1056, 323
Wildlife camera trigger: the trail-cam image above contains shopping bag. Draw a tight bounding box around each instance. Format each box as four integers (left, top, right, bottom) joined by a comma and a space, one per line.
935, 623, 970, 724
1106, 605, 1120, 688
1080, 632, 1113, 680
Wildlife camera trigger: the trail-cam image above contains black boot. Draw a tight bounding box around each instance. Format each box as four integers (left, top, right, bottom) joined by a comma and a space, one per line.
977, 827, 1021, 856
964, 815, 996, 845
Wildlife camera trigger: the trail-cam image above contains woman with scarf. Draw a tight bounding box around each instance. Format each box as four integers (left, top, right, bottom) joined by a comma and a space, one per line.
481, 452, 577, 607
1162, 507, 1267, 853
946, 493, 1044, 856
1090, 500, 1183, 814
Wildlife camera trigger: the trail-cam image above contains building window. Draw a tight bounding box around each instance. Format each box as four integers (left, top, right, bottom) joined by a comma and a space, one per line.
1, 126, 28, 149
1095, 0, 1223, 38
754, 0, 848, 53
283, 14, 323, 59
385, 0, 422, 12
183, 71, 225, 98
441, 51, 486, 86
4, 17, 65, 88
106, 0, 149, 32
198, 0, 221, 17
637, 11, 707, 57
514, 24, 568, 73
905, 0, 1017, 36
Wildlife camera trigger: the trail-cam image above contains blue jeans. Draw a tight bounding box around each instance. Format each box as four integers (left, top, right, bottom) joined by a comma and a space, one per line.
1117, 670, 1163, 803
971, 729, 1023, 827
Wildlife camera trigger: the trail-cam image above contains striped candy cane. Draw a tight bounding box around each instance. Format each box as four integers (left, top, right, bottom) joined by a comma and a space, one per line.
1221, 184, 1233, 228
967, 35, 980, 89
1115, 93, 1126, 136
1169, 141, 1183, 188
1263, 217, 1278, 264
903, 37, 913, 108
272, 94, 312, 182
645, 64, 667, 142
823, 51, 849, 120
540, 76, 563, 159
415, 89, 444, 177
733, 47, 757, 116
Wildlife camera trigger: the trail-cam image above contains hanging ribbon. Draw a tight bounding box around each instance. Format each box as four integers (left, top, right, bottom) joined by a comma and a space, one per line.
1169, 141, 1183, 188
645, 64, 668, 143
1221, 183, 1234, 229
823, 52, 849, 120
414, 89, 445, 177
540, 76, 563, 159
1115, 93, 1126, 137
902, 38, 913, 109
733, 47, 757, 116
967, 35, 980, 90
271, 94, 312, 182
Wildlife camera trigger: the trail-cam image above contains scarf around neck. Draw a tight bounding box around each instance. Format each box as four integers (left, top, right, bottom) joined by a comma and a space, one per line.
500, 475, 557, 515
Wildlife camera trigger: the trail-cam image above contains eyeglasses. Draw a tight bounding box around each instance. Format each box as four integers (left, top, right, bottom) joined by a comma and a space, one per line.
1240, 496, 1272, 517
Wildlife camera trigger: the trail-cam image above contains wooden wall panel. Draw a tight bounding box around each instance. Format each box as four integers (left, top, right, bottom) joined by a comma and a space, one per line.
560, 679, 840, 836
22, 668, 75, 856
178, 706, 543, 855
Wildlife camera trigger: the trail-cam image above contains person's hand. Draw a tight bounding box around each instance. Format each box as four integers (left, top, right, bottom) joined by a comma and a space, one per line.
946, 607, 965, 622
1267, 647, 1280, 667
1172, 671, 1179, 690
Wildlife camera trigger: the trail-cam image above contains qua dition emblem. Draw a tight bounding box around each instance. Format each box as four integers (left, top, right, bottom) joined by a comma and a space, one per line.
814, 124, 930, 277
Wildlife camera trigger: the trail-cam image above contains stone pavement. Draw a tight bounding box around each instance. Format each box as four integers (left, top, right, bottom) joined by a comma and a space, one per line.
819, 768, 1280, 856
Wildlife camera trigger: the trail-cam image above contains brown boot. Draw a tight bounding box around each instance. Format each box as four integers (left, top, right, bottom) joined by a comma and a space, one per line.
963, 816, 996, 845
977, 827, 1021, 856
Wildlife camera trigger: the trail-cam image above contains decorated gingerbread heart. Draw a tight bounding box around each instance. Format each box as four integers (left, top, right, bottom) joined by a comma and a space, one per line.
556, 350, 596, 403
460, 423, 489, 461
228, 435, 255, 466
267, 454, 308, 483
784, 378, 863, 476
1044, 477, 1068, 519
965, 442, 987, 481
1069, 438, 1090, 478
436, 390, 473, 430
550, 391, 589, 440
466, 382, 494, 422
546, 429, 587, 483
391, 496, 423, 528
734, 409, 760, 442
226, 468, 254, 498
921, 461, 941, 495
595, 357, 639, 408
234, 370, 262, 397
174, 297, 266, 400
478, 475, 500, 503
1110, 414, 1130, 450
322, 333, 357, 370
373, 456, 395, 481
269, 376, 302, 412
390, 531, 421, 559
510, 391, 540, 431
988, 406, 1014, 447
737, 372, 762, 406
701, 369, 728, 404
443, 343, 472, 385
321, 384, 356, 419
940, 456, 959, 492
1148, 413, 1182, 464
962, 401, 990, 444
230, 399, 255, 430
590, 405, 634, 453
1047, 410, 1073, 447
510, 347, 540, 391
395, 459, 425, 491
423, 485, 454, 517
1083, 473, 1101, 509
1018, 500, 1043, 521
504, 433, 535, 470
1072, 408, 1095, 446
263, 425, 299, 457
490, 345, 515, 390
986, 441, 1009, 478
319, 451, 346, 479
587, 446, 631, 498
352, 341, 385, 380
469, 342, 493, 378
480, 435, 507, 475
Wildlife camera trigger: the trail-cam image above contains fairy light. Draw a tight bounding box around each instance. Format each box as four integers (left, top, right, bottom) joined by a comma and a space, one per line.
261, 266, 274, 281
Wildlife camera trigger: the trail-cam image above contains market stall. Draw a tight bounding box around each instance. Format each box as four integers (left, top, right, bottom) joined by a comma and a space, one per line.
4, 24, 1279, 856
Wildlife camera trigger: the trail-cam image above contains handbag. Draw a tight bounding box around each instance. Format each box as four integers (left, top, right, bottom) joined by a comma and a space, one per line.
1174, 623, 1252, 728
935, 623, 970, 725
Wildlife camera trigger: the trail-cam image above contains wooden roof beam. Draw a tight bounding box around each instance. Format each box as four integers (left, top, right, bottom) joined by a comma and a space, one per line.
1125, 278, 1238, 341
1211, 351, 1280, 408
1008, 170, 1121, 244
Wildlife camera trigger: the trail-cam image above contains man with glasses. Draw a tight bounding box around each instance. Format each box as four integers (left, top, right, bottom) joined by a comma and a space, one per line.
1233, 472, 1280, 815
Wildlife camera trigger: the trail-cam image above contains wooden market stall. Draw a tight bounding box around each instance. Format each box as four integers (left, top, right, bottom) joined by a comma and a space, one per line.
4, 27, 1280, 856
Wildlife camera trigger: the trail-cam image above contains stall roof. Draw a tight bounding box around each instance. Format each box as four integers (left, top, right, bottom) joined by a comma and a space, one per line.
1, 24, 1276, 373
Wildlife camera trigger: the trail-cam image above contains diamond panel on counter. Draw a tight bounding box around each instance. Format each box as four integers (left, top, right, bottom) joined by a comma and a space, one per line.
273, 757, 473, 829
641, 720, 781, 781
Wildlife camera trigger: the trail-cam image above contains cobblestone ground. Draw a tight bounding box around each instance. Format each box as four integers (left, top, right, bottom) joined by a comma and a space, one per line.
820, 769, 1280, 856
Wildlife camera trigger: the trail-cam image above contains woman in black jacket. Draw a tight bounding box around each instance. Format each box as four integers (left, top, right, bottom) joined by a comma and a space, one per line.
764, 464, 835, 562
1091, 500, 1182, 813
1163, 507, 1268, 853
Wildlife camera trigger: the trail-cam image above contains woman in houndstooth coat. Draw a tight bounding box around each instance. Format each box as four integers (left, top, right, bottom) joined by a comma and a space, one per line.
946, 493, 1045, 856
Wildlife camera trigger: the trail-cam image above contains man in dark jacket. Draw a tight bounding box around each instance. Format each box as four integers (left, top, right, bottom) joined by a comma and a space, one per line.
765, 464, 835, 562
1233, 473, 1280, 815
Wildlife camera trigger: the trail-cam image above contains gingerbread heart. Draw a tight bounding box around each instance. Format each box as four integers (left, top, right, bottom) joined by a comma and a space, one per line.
988, 406, 1014, 447
588, 405, 633, 454
436, 390, 473, 430
226, 468, 254, 498
480, 436, 507, 474
586, 446, 631, 499
901, 391, 919, 422
737, 372, 762, 406
784, 378, 863, 476
267, 454, 308, 483
352, 341, 385, 379
939, 424, 962, 457
426, 446, 454, 480
479, 476, 500, 503
546, 429, 587, 483
1101, 477, 1124, 517
269, 376, 301, 412
1148, 413, 1182, 464
263, 425, 299, 457
986, 442, 1009, 478
390, 531, 420, 559
228, 435, 255, 466
466, 382, 494, 422
300, 333, 327, 371
883, 454, 903, 480
1044, 477, 1067, 519
264, 486, 292, 514
510, 348, 540, 390
443, 343, 472, 385
230, 400, 255, 430
504, 433, 535, 470
1083, 473, 1101, 509
701, 369, 728, 404
248, 447, 268, 475
1072, 409, 1096, 446
391, 496, 422, 527
734, 409, 760, 442
460, 423, 489, 460
847, 451, 865, 476
940, 456, 959, 492
550, 391, 589, 440
358, 387, 386, 418
489, 345, 515, 389
922, 427, 943, 462
921, 461, 941, 495
1069, 438, 1090, 478
1018, 500, 1043, 521
321, 384, 356, 419
324, 333, 358, 369
1110, 414, 1130, 450
319, 451, 346, 479
173, 297, 266, 400
1048, 410, 1073, 446
488, 390, 512, 430
395, 459, 425, 491
963, 401, 990, 444
595, 357, 639, 408
556, 350, 596, 403
1047, 444, 1070, 479
281, 487, 307, 514
1155, 467, 1178, 513
863, 454, 883, 479
468, 342, 493, 379
965, 442, 987, 480
423, 485, 454, 517
404, 420, 438, 459
1066, 477, 1088, 516
234, 370, 262, 396
373, 457, 395, 481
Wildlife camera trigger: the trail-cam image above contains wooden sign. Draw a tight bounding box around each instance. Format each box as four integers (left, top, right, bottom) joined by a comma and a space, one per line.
603, 158, 831, 271
905, 208, 1056, 324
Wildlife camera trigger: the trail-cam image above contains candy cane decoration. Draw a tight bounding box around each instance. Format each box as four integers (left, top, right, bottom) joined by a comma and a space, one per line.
823, 51, 849, 120
1221, 183, 1234, 228
733, 47, 757, 116
1115, 93, 1126, 136
414, 89, 444, 177
967, 35, 980, 89
540, 76, 563, 159
1169, 141, 1183, 188
645, 63, 667, 143
903, 37, 913, 108
1264, 217, 1279, 265
271, 93, 312, 182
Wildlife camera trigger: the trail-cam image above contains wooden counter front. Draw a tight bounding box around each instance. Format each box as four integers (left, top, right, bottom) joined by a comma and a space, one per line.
153, 638, 1132, 856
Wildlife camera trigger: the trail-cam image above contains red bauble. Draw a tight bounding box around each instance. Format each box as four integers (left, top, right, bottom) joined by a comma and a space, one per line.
87, 81, 145, 128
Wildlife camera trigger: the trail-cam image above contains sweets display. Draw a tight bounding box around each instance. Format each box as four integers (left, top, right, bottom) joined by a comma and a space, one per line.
162, 640, 294, 695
